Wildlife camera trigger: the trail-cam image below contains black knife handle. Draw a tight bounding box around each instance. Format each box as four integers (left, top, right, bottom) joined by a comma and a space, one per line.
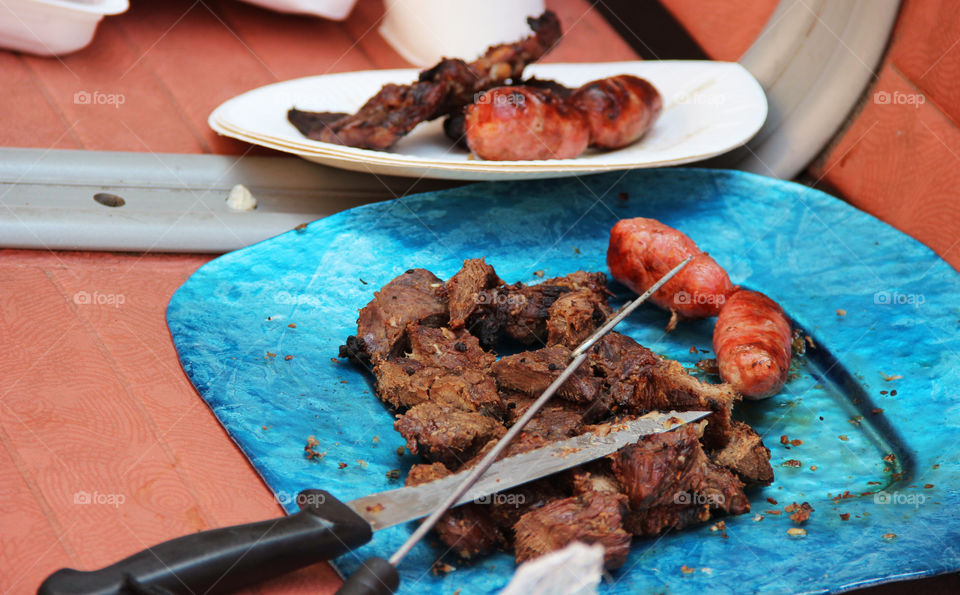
37, 490, 372, 595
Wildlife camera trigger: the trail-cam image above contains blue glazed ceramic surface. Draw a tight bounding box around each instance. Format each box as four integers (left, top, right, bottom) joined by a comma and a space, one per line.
167, 169, 960, 594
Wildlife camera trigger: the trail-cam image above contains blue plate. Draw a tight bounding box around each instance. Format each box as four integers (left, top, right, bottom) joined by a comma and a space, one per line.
167, 169, 960, 594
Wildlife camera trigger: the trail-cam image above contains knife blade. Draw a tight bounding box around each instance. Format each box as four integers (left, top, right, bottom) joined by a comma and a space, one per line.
349, 409, 709, 531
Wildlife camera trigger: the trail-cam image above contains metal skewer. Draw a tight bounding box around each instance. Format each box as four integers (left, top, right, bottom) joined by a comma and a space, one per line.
338, 256, 693, 594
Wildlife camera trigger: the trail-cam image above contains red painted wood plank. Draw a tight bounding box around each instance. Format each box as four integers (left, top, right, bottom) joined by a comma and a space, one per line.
21, 19, 207, 154
213, 0, 376, 79
809, 63, 960, 272
0, 423, 76, 593
0, 266, 220, 580
0, 53, 81, 150
889, 0, 960, 129
112, 0, 278, 155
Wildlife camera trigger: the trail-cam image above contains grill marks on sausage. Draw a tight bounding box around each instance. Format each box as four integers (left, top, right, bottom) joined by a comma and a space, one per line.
340, 259, 771, 568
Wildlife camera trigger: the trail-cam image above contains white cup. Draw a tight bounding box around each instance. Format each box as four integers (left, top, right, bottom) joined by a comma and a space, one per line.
380, 0, 547, 66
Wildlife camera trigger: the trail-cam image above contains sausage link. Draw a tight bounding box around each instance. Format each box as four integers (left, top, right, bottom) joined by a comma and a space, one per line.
465, 86, 589, 160
607, 217, 737, 318
569, 75, 662, 149
713, 290, 793, 399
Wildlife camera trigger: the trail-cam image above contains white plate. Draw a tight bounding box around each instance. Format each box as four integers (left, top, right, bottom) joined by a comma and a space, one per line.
209, 61, 767, 180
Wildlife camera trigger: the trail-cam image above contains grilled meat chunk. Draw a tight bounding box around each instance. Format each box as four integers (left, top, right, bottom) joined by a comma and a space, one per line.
708, 420, 774, 486
445, 258, 505, 349
395, 402, 505, 467
340, 269, 448, 366
612, 423, 749, 536
546, 289, 611, 349
373, 325, 502, 415
514, 491, 631, 569
290, 11, 562, 150
492, 344, 603, 404
589, 332, 739, 448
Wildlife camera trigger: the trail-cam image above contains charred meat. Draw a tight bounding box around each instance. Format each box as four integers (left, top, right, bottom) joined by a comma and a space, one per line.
289, 12, 562, 150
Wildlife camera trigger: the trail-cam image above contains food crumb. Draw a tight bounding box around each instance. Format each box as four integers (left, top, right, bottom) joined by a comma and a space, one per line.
872, 408, 884, 414
338, 462, 348, 469
753, 514, 764, 522
285, 355, 293, 361
787, 528, 807, 537
689, 346, 698, 354
765, 509, 782, 515
385, 469, 401, 480
766, 497, 778, 505
681, 565, 695, 574
782, 459, 802, 468
788, 502, 814, 524
372, 436, 380, 444
836, 309, 846, 316
810, 465, 818, 471
397, 446, 406, 456
266, 352, 276, 358
790, 439, 803, 446
288, 323, 296, 328
780, 435, 789, 445
709, 521, 726, 532
365, 503, 384, 514
533, 270, 544, 278
924, 484, 934, 489
882, 533, 897, 540
890, 389, 897, 396
294, 222, 308, 232
304, 435, 326, 460
840, 513, 850, 521
356, 459, 368, 468
881, 372, 903, 382
838, 435, 849, 441
432, 561, 455, 576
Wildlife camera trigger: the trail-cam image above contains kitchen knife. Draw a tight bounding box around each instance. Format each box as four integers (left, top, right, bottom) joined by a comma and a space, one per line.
37, 410, 709, 595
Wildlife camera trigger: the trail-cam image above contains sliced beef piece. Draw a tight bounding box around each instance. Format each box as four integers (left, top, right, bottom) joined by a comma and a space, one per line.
611, 422, 750, 537
395, 403, 506, 467
498, 272, 612, 346
569, 467, 623, 497
709, 420, 774, 486
340, 269, 448, 365
405, 324, 496, 369
611, 422, 712, 510
492, 345, 604, 404
446, 258, 503, 332
486, 479, 566, 537
546, 289, 611, 349
500, 390, 536, 425
406, 462, 452, 485
405, 462, 506, 558
432, 505, 507, 558
623, 504, 711, 536
589, 332, 740, 449
513, 491, 631, 569
373, 325, 503, 415
542, 271, 611, 295
499, 283, 571, 345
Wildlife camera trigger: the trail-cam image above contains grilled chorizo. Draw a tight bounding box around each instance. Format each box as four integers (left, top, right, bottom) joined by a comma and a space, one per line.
465, 86, 589, 161
713, 290, 793, 399
607, 217, 737, 318
569, 75, 662, 149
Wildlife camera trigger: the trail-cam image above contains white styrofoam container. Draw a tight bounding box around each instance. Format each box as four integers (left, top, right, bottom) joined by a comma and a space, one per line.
236, 0, 358, 21
0, 0, 128, 56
